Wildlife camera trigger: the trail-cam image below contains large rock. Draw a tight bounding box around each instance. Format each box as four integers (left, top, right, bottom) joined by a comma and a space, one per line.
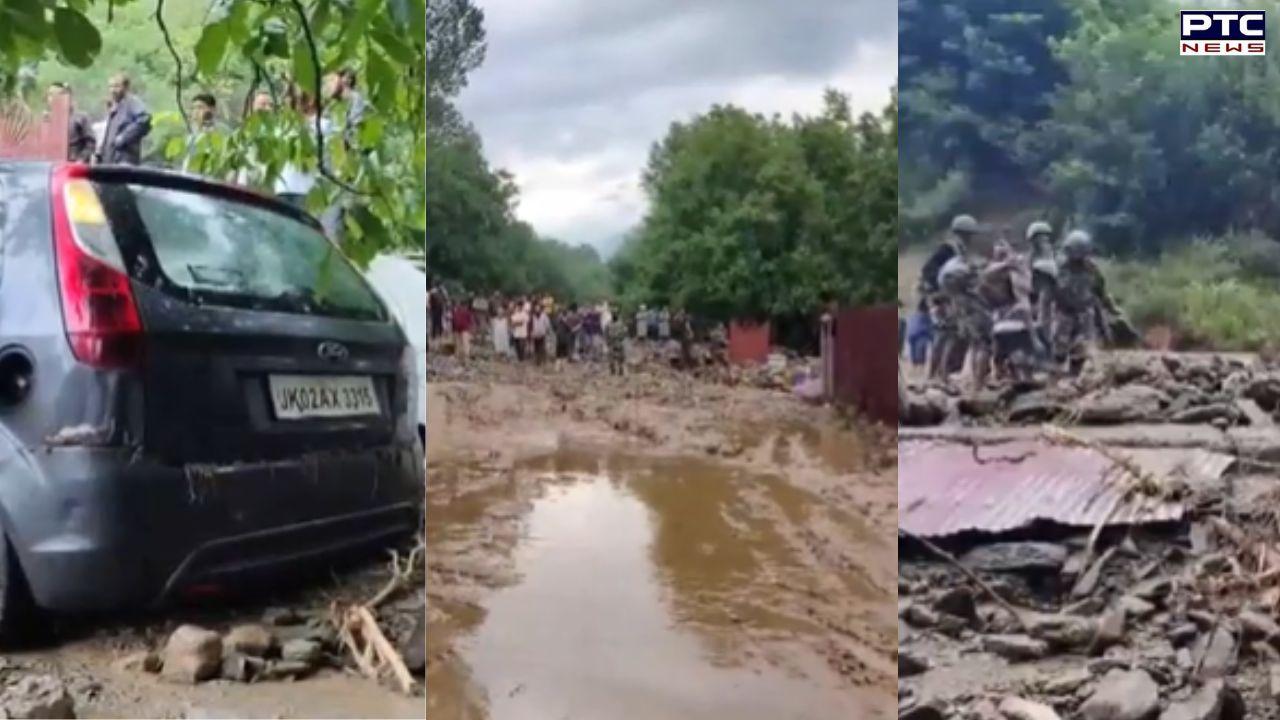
1192, 627, 1237, 679
961, 543, 1068, 573
1, 675, 76, 719
999, 696, 1062, 720
901, 604, 940, 629
280, 638, 324, 666
899, 649, 929, 677
898, 699, 947, 720
982, 634, 1049, 662
1074, 385, 1168, 424
1159, 680, 1224, 720
1238, 610, 1280, 642
1028, 613, 1097, 649
1090, 608, 1127, 655
933, 587, 977, 622
162, 625, 223, 684
403, 613, 425, 675
1080, 669, 1159, 720
223, 624, 274, 658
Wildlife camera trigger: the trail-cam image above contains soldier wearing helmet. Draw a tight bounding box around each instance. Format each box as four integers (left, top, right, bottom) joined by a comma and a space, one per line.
1025, 220, 1058, 357
1041, 229, 1120, 376
919, 214, 980, 381
939, 256, 996, 388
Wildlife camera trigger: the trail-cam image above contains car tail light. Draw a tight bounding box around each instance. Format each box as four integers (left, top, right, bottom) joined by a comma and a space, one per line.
50, 164, 143, 368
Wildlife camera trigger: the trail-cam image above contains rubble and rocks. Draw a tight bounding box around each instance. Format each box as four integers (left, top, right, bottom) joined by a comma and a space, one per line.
1, 675, 76, 719
900, 352, 1280, 429
1080, 669, 1159, 720
961, 542, 1068, 574
981, 634, 1048, 662
223, 624, 274, 658
161, 625, 223, 684
999, 696, 1062, 720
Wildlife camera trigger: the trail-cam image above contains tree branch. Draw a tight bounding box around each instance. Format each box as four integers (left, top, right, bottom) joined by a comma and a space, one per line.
285, 0, 366, 197
154, 0, 190, 132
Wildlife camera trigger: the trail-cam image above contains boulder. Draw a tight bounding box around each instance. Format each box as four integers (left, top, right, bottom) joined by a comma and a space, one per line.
933, 587, 977, 622
899, 650, 929, 677
1029, 613, 1097, 649
224, 624, 274, 658
1238, 610, 1280, 641
982, 634, 1049, 662
1192, 627, 1237, 679
1159, 680, 1224, 720
280, 638, 324, 667
1080, 669, 1159, 720
999, 696, 1062, 720
161, 625, 223, 684
961, 543, 1068, 574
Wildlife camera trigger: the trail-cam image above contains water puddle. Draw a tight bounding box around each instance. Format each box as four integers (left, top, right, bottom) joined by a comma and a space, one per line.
453, 449, 873, 719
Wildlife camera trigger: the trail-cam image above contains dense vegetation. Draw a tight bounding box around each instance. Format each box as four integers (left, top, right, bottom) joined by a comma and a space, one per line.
901, 0, 1280, 253
611, 90, 898, 321
0, 0, 425, 265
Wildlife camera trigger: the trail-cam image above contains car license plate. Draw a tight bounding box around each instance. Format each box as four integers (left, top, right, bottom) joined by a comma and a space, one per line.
268, 375, 380, 420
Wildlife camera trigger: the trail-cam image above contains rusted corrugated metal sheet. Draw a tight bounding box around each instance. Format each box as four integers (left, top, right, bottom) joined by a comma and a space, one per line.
829, 304, 897, 424
899, 440, 1234, 537
0, 97, 68, 161
728, 320, 770, 365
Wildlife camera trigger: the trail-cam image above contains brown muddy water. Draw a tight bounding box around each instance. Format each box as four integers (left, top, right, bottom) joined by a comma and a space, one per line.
430, 447, 886, 719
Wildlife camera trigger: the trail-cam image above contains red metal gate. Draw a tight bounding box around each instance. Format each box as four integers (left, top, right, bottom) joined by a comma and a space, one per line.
827, 304, 897, 424
0, 96, 68, 161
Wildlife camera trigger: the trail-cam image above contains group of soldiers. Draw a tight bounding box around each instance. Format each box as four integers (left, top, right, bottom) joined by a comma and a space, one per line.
916, 214, 1130, 387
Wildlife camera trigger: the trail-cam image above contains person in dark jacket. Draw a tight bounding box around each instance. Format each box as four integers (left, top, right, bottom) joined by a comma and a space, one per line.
46, 83, 95, 163
99, 73, 152, 165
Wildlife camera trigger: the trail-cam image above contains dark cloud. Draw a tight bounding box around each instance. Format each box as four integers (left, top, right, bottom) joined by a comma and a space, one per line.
456, 0, 896, 249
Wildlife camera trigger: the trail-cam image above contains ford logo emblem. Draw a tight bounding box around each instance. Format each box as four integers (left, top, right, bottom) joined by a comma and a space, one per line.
317, 341, 350, 361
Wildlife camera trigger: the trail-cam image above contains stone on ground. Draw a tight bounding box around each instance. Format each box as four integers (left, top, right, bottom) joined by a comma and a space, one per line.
1080, 669, 1159, 720
223, 623, 275, 658
999, 696, 1062, 720
161, 625, 223, 684
1, 675, 75, 719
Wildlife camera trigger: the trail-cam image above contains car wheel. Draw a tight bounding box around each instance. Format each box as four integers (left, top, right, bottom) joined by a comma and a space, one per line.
0, 538, 40, 644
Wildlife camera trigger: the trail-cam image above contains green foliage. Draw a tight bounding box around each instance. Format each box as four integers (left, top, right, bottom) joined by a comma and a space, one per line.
1109, 235, 1280, 351
6, 0, 425, 267
612, 90, 897, 320
901, 0, 1280, 257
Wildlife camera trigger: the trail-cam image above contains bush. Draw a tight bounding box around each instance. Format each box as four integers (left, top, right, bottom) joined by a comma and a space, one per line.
1108, 238, 1280, 351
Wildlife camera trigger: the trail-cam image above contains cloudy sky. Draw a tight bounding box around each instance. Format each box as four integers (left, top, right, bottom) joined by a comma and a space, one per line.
456, 0, 897, 255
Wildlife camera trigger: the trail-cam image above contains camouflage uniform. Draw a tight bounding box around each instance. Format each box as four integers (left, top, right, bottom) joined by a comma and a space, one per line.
607, 319, 627, 376
1046, 231, 1118, 374
940, 257, 993, 387
921, 214, 979, 380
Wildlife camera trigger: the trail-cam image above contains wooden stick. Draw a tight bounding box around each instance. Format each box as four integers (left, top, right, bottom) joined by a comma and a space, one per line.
900, 529, 1030, 631
354, 605, 417, 694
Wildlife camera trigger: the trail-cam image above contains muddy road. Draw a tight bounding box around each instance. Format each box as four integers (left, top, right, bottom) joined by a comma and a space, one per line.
426, 357, 897, 719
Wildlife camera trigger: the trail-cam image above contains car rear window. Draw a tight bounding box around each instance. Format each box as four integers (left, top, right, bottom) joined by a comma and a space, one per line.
94, 182, 387, 322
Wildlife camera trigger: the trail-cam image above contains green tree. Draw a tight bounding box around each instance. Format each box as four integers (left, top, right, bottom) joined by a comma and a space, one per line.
613, 91, 897, 322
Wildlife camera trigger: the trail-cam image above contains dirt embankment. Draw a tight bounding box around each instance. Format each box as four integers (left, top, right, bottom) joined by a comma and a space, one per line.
426, 357, 898, 719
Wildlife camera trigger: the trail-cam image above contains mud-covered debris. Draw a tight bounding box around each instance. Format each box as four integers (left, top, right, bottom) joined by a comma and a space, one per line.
981, 634, 1049, 662
402, 614, 424, 676
1118, 595, 1156, 622
1073, 385, 1169, 424
259, 660, 313, 681
1193, 626, 1237, 679
1, 674, 75, 719
932, 586, 977, 622
999, 696, 1062, 720
897, 698, 947, 720
1159, 679, 1226, 720
1080, 668, 1159, 720
1089, 607, 1126, 655
280, 639, 324, 667
162, 625, 223, 684
1269, 664, 1280, 699
1040, 668, 1091, 696
900, 603, 940, 629
899, 650, 929, 677
219, 653, 263, 683
223, 624, 275, 658
112, 651, 161, 674
1236, 611, 1279, 643
1027, 612, 1097, 650
961, 543, 1068, 574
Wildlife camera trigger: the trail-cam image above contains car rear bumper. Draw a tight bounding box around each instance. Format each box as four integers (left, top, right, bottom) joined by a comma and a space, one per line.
13, 443, 423, 612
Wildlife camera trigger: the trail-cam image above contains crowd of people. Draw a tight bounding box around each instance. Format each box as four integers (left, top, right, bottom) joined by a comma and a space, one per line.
905, 214, 1133, 388
428, 286, 708, 376
42, 69, 366, 237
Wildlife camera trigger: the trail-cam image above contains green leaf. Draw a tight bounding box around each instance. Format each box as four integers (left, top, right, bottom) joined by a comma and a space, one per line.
292, 34, 318, 98
4, 0, 49, 43
366, 49, 395, 114
371, 26, 414, 65
194, 21, 230, 77
52, 7, 99, 68
260, 17, 289, 58
358, 115, 385, 147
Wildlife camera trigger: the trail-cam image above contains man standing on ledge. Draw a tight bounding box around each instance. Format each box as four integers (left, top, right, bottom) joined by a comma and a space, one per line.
99, 73, 151, 165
